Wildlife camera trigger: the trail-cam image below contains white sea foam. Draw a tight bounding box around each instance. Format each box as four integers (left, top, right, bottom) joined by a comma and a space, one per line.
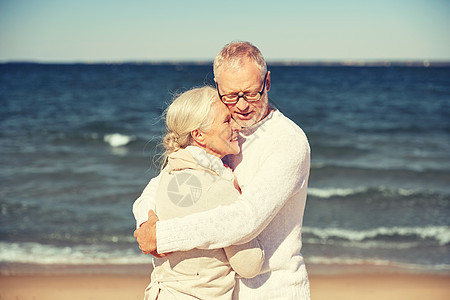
303, 226, 450, 245
103, 133, 136, 147
307, 186, 420, 198
307, 256, 396, 266
1, 241, 447, 275
308, 187, 367, 198
306, 256, 450, 272
0, 242, 151, 265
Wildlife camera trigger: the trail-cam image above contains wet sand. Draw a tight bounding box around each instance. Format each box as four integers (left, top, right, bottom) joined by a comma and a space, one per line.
1, 272, 449, 300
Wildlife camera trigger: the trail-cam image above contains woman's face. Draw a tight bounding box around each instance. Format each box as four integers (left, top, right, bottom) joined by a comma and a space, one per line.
202, 101, 241, 158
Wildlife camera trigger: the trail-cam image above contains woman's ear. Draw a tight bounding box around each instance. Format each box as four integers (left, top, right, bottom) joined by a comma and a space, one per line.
191, 129, 206, 146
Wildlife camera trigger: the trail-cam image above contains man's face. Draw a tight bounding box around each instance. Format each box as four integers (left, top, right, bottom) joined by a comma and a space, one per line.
215, 60, 270, 127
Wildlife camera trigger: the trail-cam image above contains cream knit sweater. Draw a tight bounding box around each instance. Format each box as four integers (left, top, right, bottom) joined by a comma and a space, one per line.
133, 109, 311, 299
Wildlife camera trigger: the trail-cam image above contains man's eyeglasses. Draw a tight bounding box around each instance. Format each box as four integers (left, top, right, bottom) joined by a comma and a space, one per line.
216, 72, 268, 105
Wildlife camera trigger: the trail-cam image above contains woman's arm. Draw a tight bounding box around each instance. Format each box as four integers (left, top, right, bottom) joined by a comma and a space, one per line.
155, 134, 310, 253
132, 173, 162, 228
224, 238, 264, 278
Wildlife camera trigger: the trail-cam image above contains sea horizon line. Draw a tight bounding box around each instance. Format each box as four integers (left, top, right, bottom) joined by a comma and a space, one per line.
2, 59, 450, 67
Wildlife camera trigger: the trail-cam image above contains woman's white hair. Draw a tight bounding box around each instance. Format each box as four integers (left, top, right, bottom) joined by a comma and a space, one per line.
161, 86, 218, 167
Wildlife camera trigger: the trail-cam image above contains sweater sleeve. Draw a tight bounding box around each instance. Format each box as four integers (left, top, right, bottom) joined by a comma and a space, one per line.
156, 133, 310, 253
132, 173, 162, 228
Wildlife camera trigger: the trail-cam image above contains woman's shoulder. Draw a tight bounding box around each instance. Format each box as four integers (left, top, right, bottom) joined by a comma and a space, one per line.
156, 168, 238, 220
204, 176, 240, 209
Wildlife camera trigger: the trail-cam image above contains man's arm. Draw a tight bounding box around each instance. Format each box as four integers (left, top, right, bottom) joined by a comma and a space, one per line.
152, 134, 310, 254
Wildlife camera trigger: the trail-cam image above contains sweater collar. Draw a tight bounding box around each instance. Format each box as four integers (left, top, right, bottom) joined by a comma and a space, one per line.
168, 146, 234, 181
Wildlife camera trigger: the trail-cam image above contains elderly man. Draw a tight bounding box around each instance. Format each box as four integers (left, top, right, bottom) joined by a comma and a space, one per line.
133, 41, 311, 299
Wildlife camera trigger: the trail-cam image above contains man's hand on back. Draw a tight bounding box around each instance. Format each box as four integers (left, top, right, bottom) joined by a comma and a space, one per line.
134, 210, 166, 257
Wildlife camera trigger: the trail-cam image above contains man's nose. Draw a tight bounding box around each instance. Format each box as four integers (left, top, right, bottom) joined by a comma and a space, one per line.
235, 96, 249, 111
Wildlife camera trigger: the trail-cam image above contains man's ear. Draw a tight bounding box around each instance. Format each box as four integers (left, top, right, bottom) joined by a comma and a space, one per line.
266, 71, 271, 92
191, 129, 206, 146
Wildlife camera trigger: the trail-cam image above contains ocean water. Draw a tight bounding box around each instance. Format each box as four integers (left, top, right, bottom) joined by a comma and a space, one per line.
0, 63, 449, 274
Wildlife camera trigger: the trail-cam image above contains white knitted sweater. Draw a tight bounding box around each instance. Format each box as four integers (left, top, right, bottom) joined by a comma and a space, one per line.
133, 109, 311, 299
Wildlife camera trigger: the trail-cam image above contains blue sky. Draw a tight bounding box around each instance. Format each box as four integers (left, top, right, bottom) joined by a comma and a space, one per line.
0, 0, 449, 62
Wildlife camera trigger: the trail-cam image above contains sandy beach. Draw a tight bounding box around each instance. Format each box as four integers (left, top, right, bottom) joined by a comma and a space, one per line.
1, 265, 449, 300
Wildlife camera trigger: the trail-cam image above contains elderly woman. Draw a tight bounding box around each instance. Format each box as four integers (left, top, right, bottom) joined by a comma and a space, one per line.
137, 86, 264, 300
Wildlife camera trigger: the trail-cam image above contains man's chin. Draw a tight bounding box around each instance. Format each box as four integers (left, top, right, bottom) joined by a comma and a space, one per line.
235, 119, 254, 128
233, 114, 257, 127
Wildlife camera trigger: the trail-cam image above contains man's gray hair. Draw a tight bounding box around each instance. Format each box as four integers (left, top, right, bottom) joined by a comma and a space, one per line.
213, 41, 267, 82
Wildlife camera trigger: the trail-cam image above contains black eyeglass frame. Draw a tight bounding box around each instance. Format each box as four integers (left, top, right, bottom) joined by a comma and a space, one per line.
215, 72, 268, 105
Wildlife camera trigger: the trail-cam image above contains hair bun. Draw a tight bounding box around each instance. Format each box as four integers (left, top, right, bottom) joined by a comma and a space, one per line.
163, 131, 181, 153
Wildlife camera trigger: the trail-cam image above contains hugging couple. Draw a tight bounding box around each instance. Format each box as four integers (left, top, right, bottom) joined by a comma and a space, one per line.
133, 41, 311, 300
